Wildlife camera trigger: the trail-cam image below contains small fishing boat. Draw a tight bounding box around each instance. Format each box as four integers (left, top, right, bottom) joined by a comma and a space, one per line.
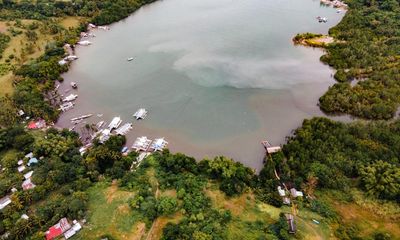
77, 40, 92, 46
96, 121, 104, 129
121, 146, 128, 153
133, 108, 147, 120
316, 16, 328, 23
127, 57, 134, 61
71, 82, 78, 89
99, 129, 111, 143
59, 102, 74, 112
63, 93, 78, 102
70, 114, 93, 122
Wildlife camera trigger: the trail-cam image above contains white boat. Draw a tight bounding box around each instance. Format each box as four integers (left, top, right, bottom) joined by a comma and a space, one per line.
99, 129, 111, 143
149, 138, 168, 152
70, 114, 92, 122
77, 40, 92, 46
316, 16, 328, 23
63, 93, 78, 102
115, 123, 132, 135
96, 121, 104, 129
59, 102, 74, 112
133, 108, 147, 120
108, 117, 122, 130
98, 26, 110, 30
127, 57, 134, 61
64, 55, 78, 61
132, 136, 152, 152
71, 82, 78, 88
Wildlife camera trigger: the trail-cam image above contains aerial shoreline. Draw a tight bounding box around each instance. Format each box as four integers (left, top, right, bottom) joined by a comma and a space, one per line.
55, 0, 348, 171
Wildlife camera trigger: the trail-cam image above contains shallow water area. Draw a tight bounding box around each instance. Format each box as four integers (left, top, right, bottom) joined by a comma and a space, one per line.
58, 0, 346, 171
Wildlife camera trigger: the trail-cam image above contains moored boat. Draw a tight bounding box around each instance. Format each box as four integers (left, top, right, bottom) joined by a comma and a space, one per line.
63, 94, 78, 102
133, 108, 147, 120
108, 117, 122, 130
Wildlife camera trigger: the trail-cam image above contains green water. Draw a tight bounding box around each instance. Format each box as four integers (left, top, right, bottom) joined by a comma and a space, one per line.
58, 0, 346, 170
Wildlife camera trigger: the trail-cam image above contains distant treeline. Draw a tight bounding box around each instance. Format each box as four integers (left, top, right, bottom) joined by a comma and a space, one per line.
319, 0, 400, 119
0, 0, 156, 25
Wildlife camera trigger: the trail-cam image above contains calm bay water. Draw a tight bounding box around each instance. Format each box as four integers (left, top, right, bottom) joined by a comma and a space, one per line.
58, 0, 346, 171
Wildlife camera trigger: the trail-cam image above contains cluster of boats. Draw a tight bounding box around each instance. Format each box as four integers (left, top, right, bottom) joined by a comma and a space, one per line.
132, 136, 168, 152
59, 83, 79, 112
93, 108, 149, 143
89, 108, 167, 154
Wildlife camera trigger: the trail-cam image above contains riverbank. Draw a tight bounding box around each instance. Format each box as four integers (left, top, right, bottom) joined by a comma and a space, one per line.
293, 32, 335, 47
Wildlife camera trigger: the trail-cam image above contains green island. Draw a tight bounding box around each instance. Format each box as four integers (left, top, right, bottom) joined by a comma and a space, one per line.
0, 0, 399, 239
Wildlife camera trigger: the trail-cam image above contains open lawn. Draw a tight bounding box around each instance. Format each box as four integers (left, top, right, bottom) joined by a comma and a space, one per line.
0, 22, 7, 33
206, 188, 333, 240
0, 72, 14, 96
59, 16, 83, 29
75, 181, 143, 240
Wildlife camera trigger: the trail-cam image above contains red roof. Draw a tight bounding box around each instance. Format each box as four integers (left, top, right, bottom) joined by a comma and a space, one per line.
28, 121, 37, 129
46, 218, 71, 240
46, 226, 63, 240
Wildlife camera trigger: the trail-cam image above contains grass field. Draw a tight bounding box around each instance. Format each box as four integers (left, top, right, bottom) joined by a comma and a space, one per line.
59, 16, 83, 29
321, 190, 400, 239
76, 179, 182, 240
0, 72, 14, 96
0, 16, 82, 96
206, 188, 332, 240
75, 181, 143, 240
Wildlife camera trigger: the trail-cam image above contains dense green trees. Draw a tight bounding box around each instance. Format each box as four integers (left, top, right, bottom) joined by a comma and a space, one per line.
318, 0, 400, 119
272, 117, 400, 201
360, 160, 400, 200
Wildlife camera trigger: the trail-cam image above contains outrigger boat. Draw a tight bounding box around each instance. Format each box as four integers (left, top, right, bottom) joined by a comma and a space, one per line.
149, 138, 168, 152
115, 123, 132, 135
59, 102, 74, 112
63, 93, 78, 102
96, 121, 105, 129
108, 116, 122, 130
133, 108, 147, 120
70, 114, 92, 122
